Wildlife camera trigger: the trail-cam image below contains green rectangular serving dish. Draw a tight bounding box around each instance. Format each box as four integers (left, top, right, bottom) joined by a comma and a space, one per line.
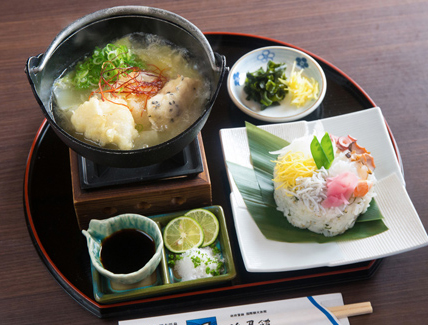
90, 205, 236, 304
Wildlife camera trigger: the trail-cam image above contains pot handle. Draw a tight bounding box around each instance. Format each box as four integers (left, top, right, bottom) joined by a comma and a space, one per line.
31, 6, 218, 74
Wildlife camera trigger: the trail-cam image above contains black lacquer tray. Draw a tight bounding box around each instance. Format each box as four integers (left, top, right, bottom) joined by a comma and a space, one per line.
24, 33, 400, 319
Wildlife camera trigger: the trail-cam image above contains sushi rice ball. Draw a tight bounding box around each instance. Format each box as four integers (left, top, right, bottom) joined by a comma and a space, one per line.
272, 132, 376, 237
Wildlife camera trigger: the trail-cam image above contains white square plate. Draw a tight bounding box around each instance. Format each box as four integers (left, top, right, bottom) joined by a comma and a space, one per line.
220, 107, 428, 272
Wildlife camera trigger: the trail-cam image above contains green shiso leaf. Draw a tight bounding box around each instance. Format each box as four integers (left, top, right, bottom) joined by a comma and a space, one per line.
226, 123, 388, 243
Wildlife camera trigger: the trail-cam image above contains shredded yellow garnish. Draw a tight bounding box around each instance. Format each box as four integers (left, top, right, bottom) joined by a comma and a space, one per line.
273, 151, 317, 194
279, 61, 319, 108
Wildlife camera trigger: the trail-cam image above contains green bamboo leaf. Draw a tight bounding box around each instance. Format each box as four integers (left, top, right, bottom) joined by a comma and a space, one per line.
226, 161, 266, 205
355, 199, 383, 222
245, 121, 288, 174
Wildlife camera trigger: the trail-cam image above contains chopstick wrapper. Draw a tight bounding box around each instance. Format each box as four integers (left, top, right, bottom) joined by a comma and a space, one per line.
119, 293, 349, 325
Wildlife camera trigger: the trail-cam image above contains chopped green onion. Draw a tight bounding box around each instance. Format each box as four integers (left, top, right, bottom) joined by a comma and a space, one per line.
135, 124, 144, 132
70, 43, 145, 89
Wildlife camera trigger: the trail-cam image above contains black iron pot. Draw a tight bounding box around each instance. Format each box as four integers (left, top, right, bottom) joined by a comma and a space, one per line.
26, 6, 226, 168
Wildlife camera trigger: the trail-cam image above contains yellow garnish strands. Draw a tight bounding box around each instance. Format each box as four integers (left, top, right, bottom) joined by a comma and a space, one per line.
273, 151, 317, 194
279, 61, 319, 108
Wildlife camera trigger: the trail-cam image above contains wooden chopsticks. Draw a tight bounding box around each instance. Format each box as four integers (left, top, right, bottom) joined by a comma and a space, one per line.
327, 302, 373, 318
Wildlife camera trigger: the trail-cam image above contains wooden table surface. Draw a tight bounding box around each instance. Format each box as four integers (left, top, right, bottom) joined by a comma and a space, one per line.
2, 0, 428, 324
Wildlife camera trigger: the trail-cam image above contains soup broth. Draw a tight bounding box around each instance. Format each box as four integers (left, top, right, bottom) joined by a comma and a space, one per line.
52, 33, 210, 150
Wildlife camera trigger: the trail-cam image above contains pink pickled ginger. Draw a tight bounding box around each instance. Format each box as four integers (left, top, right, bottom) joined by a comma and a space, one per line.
322, 172, 359, 208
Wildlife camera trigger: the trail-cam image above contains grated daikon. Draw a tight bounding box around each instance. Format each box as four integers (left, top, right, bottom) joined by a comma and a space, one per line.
173, 246, 224, 281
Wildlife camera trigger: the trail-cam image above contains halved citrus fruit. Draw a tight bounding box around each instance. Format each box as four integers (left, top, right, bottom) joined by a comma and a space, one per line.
163, 216, 204, 253
185, 208, 219, 247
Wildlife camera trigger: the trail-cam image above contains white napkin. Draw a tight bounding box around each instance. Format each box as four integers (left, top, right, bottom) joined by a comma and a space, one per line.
119, 293, 349, 325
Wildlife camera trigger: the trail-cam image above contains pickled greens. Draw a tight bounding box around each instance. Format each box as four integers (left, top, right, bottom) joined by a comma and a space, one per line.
244, 60, 287, 109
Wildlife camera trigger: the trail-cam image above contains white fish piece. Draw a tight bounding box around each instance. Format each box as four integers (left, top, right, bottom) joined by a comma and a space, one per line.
71, 96, 138, 150
147, 76, 201, 131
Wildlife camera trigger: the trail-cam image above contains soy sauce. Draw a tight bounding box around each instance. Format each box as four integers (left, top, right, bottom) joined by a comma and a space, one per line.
101, 229, 155, 274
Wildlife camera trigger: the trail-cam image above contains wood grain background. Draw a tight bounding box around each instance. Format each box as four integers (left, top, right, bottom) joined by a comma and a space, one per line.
1, 0, 428, 324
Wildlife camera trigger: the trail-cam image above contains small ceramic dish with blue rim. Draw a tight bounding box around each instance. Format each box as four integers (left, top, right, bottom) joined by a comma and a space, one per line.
82, 213, 164, 285
227, 46, 326, 122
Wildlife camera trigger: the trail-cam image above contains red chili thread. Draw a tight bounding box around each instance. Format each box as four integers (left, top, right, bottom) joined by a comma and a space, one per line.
90, 61, 168, 113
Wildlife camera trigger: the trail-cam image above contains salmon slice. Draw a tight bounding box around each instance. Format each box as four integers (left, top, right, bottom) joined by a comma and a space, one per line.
353, 180, 373, 197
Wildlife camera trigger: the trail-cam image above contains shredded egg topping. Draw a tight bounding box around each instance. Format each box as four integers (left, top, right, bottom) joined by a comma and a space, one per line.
273, 151, 317, 193
280, 61, 320, 107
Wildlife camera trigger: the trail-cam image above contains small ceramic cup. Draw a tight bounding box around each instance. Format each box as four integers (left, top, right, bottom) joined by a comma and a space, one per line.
82, 213, 163, 284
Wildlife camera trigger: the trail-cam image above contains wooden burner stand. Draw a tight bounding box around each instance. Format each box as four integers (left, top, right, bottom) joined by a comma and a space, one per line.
70, 133, 212, 230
